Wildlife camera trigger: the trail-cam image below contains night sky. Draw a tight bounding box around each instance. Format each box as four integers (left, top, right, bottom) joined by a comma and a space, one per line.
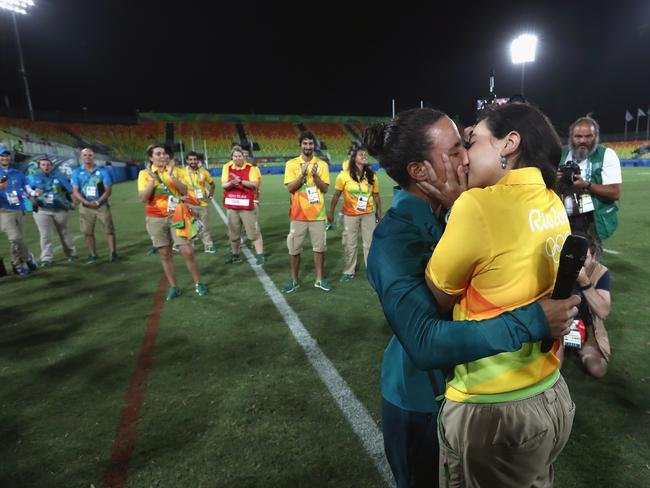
0, 0, 648, 134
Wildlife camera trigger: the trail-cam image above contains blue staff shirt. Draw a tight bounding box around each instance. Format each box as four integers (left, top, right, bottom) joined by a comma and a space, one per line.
0, 167, 28, 211
28, 171, 73, 210
71, 165, 113, 206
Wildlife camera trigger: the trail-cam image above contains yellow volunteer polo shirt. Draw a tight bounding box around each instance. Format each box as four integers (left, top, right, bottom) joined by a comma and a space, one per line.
283, 156, 330, 221
137, 165, 183, 217
426, 167, 570, 403
180, 166, 214, 207
335, 170, 379, 216
341, 159, 350, 171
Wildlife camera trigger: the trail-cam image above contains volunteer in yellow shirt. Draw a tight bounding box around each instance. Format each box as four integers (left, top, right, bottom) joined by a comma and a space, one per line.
328, 145, 382, 282
282, 130, 331, 293
425, 104, 575, 487
137, 144, 206, 300
221, 148, 264, 265
180, 151, 217, 254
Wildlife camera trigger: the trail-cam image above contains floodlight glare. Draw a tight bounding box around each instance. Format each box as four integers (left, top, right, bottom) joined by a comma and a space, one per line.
510, 34, 537, 64
0, 0, 36, 119
0, 1, 35, 15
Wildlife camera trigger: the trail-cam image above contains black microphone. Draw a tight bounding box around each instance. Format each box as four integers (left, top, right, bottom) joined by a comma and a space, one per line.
541, 234, 589, 353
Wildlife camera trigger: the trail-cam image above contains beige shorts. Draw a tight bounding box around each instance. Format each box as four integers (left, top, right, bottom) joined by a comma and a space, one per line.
287, 220, 326, 255
79, 204, 115, 235
145, 216, 190, 248
227, 209, 260, 241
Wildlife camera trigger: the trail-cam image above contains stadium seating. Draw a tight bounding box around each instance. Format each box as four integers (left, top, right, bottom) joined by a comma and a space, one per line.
604, 140, 650, 160
0, 116, 78, 147
174, 121, 237, 163
244, 122, 300, 158
62, 121, 165, 160
304, 122, 355, 164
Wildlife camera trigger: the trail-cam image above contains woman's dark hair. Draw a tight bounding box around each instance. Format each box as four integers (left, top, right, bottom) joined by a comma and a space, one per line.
363, 108, 445, 187
146, 143, 173, 159
477, 103, 561, 188
348, 145, 375, 185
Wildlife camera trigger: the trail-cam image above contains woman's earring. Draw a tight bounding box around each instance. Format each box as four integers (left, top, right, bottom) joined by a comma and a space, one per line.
500, 156, 507, 169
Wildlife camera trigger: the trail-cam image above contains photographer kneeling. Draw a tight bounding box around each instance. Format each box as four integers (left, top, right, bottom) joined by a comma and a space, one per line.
559, 231, 611, 378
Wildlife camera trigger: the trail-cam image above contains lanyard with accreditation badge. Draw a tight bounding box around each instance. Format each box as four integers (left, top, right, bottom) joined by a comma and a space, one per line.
303, 161, 320, 205
578, 156, 595, 214
153, 168, 180, 212
355, 176, 370, 212
187, 168, 206, 200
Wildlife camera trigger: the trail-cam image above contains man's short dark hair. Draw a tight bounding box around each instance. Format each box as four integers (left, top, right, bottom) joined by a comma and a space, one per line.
185, 151, 200, 160
298, 130, 316, 144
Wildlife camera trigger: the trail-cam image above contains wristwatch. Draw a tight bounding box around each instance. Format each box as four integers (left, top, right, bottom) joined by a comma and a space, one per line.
586, 181, 592, 191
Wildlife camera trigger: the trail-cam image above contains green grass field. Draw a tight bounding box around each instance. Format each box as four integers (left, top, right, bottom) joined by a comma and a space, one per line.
1, 168, 649, 487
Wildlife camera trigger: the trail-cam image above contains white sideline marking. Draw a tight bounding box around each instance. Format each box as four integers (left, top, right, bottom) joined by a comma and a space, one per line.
603, 248, 621, 255
210, 199, 393, 486
52, 234, 82, 254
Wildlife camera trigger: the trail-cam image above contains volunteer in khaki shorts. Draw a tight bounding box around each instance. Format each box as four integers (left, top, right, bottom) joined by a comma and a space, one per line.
221, 148, 264, 265
328, 145, 382, 282
282, 130, 331, 293
180, 151, 217, 254
137, 144, 206, 301
71, 148, 118, 263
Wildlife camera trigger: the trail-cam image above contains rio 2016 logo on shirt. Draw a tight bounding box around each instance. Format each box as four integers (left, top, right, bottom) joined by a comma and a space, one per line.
528, 207, 567, 233
545, 232, 571, 263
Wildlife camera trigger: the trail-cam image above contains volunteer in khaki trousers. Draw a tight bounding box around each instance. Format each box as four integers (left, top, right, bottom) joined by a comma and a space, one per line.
328, 145, 382, 282
0, 146, 37, 275
28, 157, 77, 266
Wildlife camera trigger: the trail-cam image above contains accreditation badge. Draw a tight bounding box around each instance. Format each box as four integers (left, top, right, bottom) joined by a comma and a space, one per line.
563, 319, 585, 349
7, 191, 20, 206
195, 188, 204, 200
356, 195, 369, 212
306, 186, 320, 204
167, 195, 180, 212
44, 192, 54, 205
85, 186, 98, 198
579, 193, 594, 213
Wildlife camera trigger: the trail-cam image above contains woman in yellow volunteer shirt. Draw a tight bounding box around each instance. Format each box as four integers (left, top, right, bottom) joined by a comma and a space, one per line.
328, 145, 382, 282
425, 104, 575, 487
137, 144, 206, 301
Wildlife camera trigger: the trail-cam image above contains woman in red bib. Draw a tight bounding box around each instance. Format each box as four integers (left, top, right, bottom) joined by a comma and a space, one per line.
221, 148, 264, 265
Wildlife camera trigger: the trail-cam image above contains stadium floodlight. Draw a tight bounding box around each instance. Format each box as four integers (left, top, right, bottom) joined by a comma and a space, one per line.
0, 1, 35, 15
510, 33, 537, 97
0, 0, 36, 120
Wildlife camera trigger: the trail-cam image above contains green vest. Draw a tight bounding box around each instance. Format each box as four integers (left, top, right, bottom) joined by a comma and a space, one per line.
560, 145, 619, 240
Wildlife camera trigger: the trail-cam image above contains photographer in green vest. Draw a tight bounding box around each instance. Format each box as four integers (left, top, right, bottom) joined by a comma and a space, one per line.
557, 116, 622, 241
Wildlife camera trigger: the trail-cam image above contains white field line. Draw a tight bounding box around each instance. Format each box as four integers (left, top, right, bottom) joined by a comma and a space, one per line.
52, 234, 82, 254
603, 248, 621, 255
210, 199, 393, 486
